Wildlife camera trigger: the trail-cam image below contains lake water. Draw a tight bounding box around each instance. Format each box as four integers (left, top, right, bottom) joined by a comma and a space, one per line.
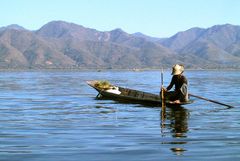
0, 70, 239, 161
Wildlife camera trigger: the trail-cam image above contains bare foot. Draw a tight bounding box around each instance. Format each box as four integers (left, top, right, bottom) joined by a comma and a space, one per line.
169, 100, 181, 104
173, 100, 181, 104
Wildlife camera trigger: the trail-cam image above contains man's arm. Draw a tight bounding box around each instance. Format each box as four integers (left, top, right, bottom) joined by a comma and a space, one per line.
166, 76, 174, 91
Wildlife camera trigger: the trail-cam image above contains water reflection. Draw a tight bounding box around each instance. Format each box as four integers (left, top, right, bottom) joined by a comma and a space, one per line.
160, 107, 190, 155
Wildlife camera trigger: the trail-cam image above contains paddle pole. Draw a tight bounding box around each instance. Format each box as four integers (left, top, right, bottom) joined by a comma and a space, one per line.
189, 93, 234, 108
161, 69, 166, 108
160, 69, 166, 128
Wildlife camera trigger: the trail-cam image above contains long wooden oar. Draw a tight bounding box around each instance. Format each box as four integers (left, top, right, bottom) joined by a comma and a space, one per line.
189, 93, 234, 108
160, 69, 166, 125
161, 69, 166, 108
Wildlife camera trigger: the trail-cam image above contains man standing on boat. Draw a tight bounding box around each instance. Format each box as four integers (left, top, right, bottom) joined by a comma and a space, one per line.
163, 64, 189, 103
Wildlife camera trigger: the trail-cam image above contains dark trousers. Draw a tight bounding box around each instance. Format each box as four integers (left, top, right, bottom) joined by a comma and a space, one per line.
163, 90, 188, 102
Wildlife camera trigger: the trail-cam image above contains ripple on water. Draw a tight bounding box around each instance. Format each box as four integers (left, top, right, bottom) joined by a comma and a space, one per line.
0, 70, 239, 161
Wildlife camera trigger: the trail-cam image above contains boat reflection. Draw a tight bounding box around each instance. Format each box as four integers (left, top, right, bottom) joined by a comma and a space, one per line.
160, 106, 190, 155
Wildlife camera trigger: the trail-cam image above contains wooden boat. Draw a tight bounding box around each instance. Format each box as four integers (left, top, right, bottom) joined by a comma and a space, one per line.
87, 80, 193, 107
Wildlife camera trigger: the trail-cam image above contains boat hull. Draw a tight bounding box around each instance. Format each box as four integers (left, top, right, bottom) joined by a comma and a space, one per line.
87, 80, 193, 107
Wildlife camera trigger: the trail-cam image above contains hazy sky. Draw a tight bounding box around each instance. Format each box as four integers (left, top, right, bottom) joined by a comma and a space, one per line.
1, 0, 240, 37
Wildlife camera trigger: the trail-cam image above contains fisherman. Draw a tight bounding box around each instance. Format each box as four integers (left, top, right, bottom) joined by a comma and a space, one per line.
163, 64, 189, 103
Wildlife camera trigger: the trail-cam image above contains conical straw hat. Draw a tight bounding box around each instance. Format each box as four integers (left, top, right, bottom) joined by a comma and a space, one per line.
171, 64, 184, 75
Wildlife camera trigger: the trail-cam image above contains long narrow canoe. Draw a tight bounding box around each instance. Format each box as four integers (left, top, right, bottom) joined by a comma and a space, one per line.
87, 80, 193, 107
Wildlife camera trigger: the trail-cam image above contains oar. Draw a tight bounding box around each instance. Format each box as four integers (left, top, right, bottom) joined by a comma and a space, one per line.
189, 93, 234, 108
161, 69, 166, 108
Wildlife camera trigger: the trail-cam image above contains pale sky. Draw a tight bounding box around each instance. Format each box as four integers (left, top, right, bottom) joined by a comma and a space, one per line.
1, 0, 240, 37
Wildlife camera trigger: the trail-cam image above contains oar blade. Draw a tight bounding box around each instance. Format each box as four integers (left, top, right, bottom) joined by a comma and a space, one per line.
189, 93, 234, 108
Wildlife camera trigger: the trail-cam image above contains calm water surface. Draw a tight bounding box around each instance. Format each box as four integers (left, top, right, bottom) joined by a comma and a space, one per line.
0, 70, 239, 161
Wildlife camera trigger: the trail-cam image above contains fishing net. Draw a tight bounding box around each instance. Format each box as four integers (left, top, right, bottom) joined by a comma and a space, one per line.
94, 80, 112, 90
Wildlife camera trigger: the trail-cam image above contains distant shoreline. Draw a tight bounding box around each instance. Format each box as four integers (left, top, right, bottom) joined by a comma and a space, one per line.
0, 68, 240, 72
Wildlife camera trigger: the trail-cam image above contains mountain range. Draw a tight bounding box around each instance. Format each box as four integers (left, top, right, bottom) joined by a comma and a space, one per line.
0, 21, 240, 69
